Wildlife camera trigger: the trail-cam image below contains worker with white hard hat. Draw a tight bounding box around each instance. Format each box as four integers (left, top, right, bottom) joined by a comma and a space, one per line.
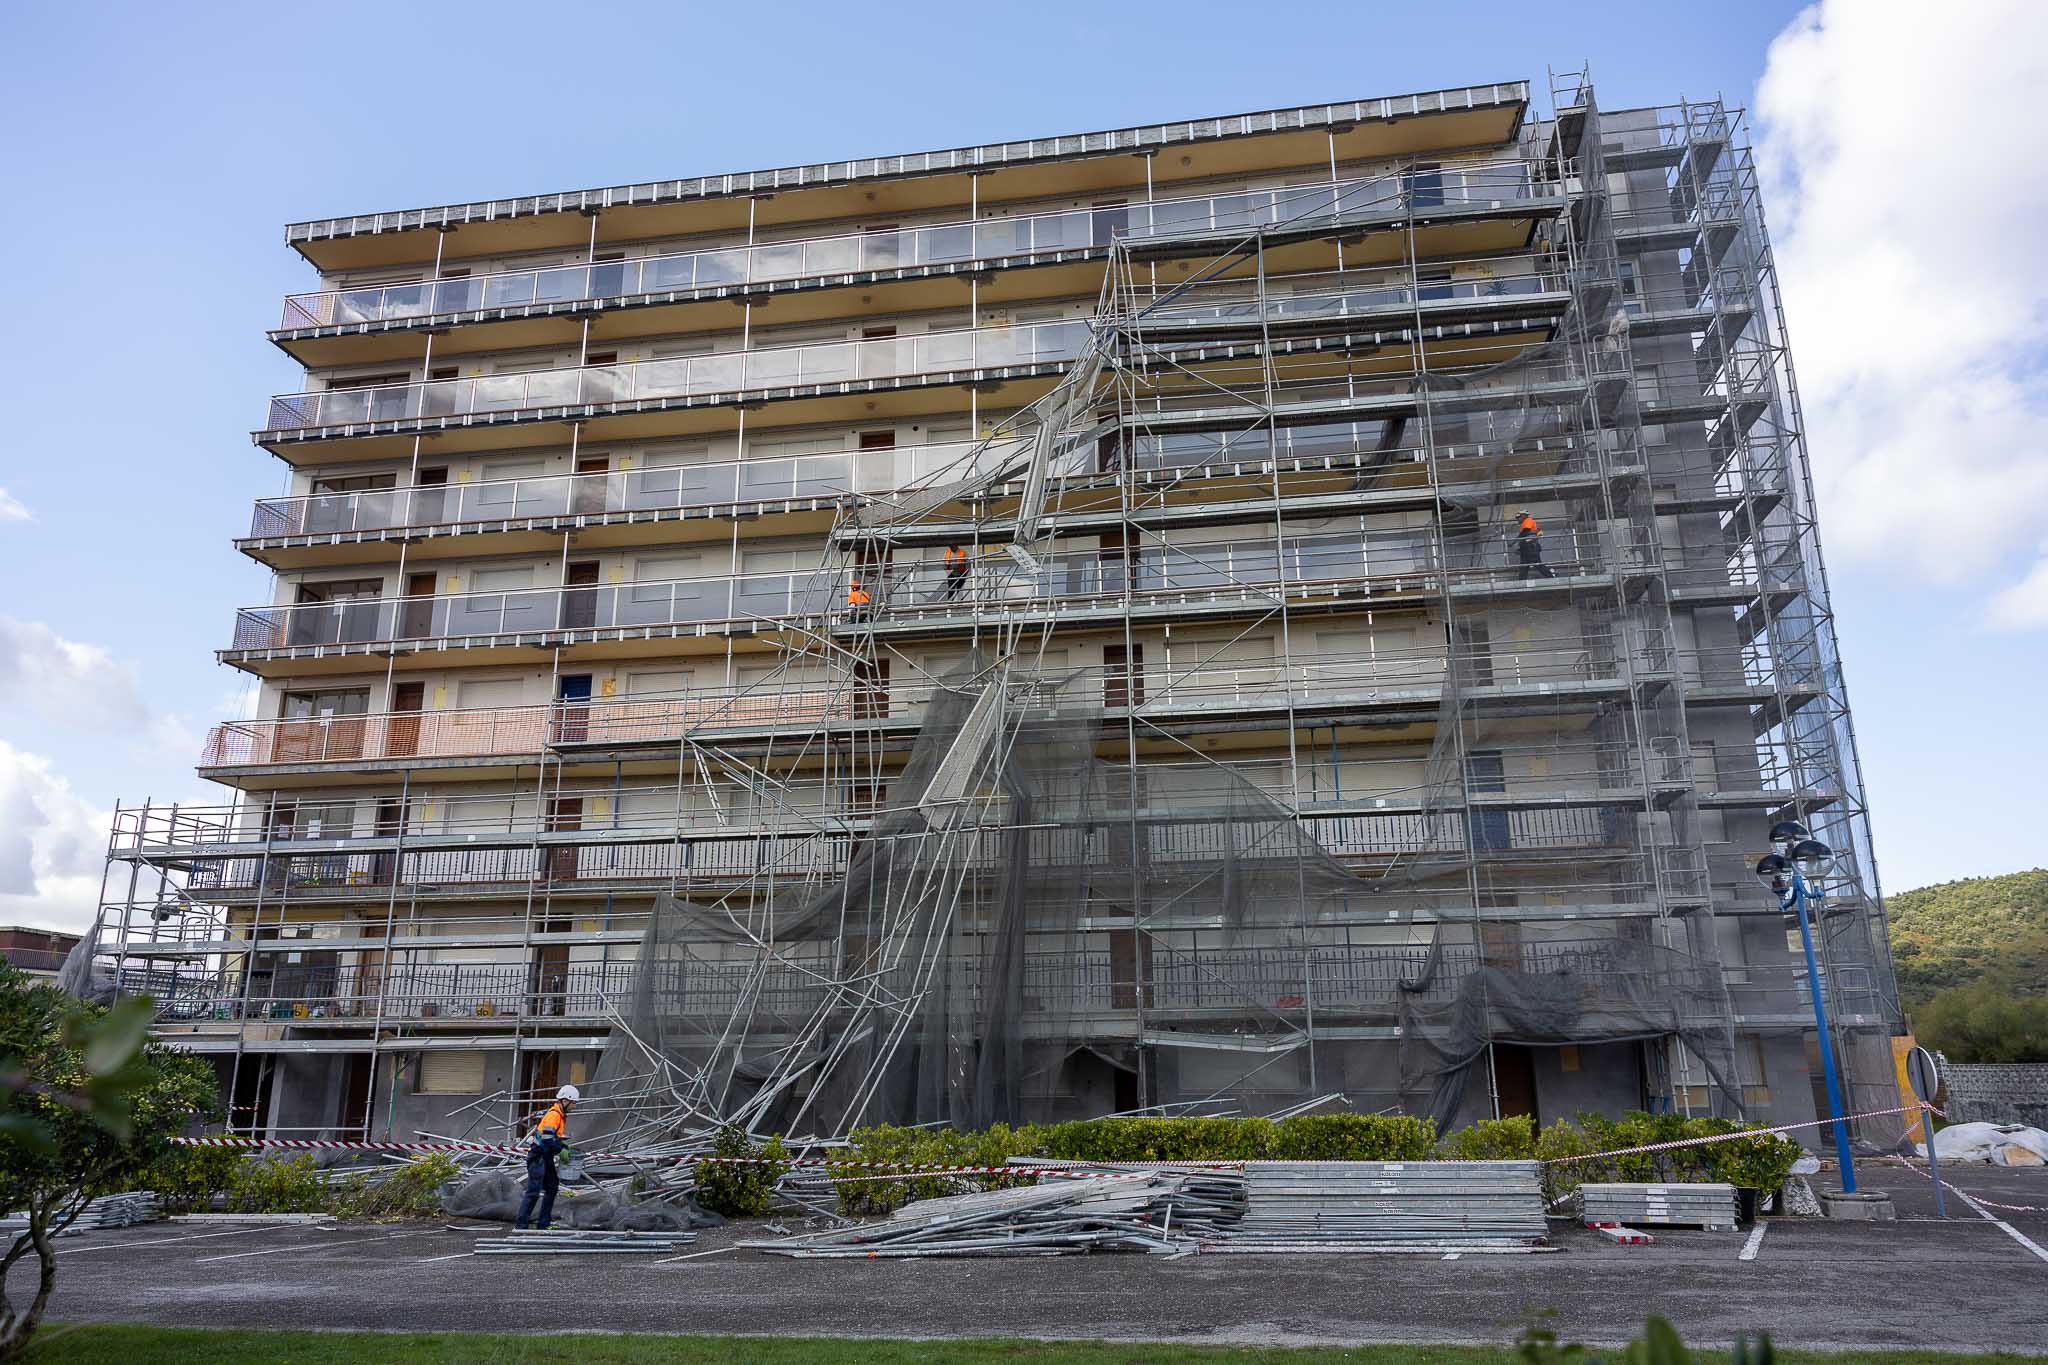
514, 1084, 580, 1230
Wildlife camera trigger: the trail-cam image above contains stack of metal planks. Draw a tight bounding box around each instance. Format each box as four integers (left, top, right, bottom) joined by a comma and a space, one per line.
1579, 1183, 1738, 1230
1, 1191, 163, 1238
1202, 1161, 1551, 1253
747, 1170, 1250, 1258
474, 1228, 698, 1255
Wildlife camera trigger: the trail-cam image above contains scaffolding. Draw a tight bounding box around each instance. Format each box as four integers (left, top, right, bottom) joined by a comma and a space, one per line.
88, 72, 1903, 1151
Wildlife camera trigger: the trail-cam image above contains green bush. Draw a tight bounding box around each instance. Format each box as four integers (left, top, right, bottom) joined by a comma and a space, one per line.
327, 1153, 461, 1219
1271, 1113, 1437, 1161
226, 1153, 326, 1214
693, 1124, 787, 1218
1436, 1114, 1535, 1162
1532, 1118, 1599, 1201
1912, 981, 2048, 1063
141, 1145, 245, 1213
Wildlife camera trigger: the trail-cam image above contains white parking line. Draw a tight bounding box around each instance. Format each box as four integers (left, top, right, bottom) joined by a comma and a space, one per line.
1739, 1224, 1767, 1261
60, 1225, 303, 1256
194, 1230, 431, 1264
1955, 1189, 2048, 1268
414, 1251, 477, 1264
653, 1246, 736, 1265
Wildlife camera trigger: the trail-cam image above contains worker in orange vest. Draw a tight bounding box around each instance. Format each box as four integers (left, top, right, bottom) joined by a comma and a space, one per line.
847, 577, 873, 621
942, 544, 969, 600
1512, 510, 1555, 581
514, 1084, 578, 1230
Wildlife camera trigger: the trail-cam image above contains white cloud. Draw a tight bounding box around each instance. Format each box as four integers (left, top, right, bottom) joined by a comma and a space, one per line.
0, 488, 28, 523
0, 616, 193, 755
0, 739, 109, 933
1755, 0, 2048, 621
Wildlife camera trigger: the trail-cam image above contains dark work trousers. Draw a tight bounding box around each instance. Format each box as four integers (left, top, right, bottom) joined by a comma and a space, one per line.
944, 566, 968, 600
515, 1150, 559, 1229
1516, 538, 1555, 581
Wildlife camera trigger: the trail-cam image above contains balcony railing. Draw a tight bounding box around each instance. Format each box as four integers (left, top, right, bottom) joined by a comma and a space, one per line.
225, 525, 1603, 654
199, 634, 1624, 770
262, 255, 1572, 437
248, 437, 1025, 539
279, 161, 1545, 331
129, 937, 1732, 1028
264, 319, 1093, 433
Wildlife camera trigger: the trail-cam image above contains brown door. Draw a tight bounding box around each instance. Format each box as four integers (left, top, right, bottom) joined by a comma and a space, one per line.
560, 561, 600, 630
1491, 1044, 1538, 1123
370, 797, 405, 886
387, 682, 425, 757
544, 799, 582, 882
523, 1050, 562, 1101
399, 571, 436, 639
1104, 642, 1144, 709
853, 655, 889, 720
531, 919, 571, 1016
1109, 927, 1153, 1009
339, 1054, 373, 1134
573, 455, 610, 515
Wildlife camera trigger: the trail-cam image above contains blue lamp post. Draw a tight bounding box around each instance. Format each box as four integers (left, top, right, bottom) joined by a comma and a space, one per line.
1756, 821, 1857, 1193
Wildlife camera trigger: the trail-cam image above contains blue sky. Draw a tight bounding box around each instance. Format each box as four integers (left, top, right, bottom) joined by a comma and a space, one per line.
0, 0, 2041, 930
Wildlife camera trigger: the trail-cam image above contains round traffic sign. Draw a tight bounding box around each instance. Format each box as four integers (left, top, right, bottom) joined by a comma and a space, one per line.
1906, 1045, 1941, 1102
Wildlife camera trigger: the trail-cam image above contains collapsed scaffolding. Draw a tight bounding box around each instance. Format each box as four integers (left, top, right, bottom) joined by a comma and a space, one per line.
87, 74, 1904, 1154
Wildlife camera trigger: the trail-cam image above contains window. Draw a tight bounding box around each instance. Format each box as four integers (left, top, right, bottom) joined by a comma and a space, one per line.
470, 566, 537, 592
416, 1049, 487, 1095
458, 678, 527, 709
326, 372, 411, 391
625, 670, 692, 697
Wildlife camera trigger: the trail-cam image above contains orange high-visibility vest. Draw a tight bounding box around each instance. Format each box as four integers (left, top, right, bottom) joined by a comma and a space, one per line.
536, 1103, 567, 1142
847, 584, 871, 606
944, 546, 966, 568
1517, 516, 1539, 534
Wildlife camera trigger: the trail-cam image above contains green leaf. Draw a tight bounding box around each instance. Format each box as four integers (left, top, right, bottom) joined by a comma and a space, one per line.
82, 998, 155, 1076
0, 1112, 58, 1157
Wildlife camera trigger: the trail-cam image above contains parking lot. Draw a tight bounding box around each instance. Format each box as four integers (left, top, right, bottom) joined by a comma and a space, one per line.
42, 1163, 2048, 1354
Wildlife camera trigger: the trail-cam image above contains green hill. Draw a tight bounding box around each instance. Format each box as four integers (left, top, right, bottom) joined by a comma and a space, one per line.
1886, 868, 2048, 1003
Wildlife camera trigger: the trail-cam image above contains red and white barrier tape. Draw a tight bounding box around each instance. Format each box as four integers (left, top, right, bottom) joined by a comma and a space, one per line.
170, 1135, 634, 1163
175, 1102, 1941, 1183
1538, 1102, 1939, 1165
1885, 1157, 2048, 1213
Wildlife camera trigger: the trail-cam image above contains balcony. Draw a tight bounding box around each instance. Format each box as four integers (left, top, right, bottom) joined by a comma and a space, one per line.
246, 437, 1023, 541
222, 524, 1609, 663
127, 935, 1730, 1032
262, 319, 1093, 437
284, 84, 1533, 270
198, 634, 1634, 774
260, 262, 1571, 444
277, 163, 1550, 334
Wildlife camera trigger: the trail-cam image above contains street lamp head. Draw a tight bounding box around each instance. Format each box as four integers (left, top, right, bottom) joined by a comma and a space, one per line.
1768, 820, 1809, 855
1754, 852, 1793, 896
1790, 837, 1833, 878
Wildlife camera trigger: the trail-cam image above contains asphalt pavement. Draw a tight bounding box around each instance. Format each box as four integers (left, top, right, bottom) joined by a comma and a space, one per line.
42, 1161, 2048, 1354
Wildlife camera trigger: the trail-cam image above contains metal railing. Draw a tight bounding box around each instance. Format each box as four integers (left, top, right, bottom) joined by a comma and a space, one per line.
199, 635, 1618, 769
262, 249, 1575, 437
280, 161, 1544, 330
264, 319, 1093, 432
127, 935, 1738, 1026
225, 525, 1605, 653
248, 436, 1026, 539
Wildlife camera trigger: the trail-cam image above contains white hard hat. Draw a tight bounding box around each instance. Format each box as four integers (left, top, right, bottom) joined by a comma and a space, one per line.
556, 1084, 581, 1103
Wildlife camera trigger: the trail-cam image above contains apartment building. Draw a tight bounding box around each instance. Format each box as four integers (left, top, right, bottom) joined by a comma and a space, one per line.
99, 71, 1905, 1147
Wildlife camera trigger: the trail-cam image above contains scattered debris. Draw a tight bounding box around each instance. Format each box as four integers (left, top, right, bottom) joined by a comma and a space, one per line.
746, 1171, 1247, 1258
473, 1228, 698, 1255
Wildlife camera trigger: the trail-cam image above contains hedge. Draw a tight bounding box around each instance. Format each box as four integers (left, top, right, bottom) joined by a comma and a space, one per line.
828, 1110, 1803, 1215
